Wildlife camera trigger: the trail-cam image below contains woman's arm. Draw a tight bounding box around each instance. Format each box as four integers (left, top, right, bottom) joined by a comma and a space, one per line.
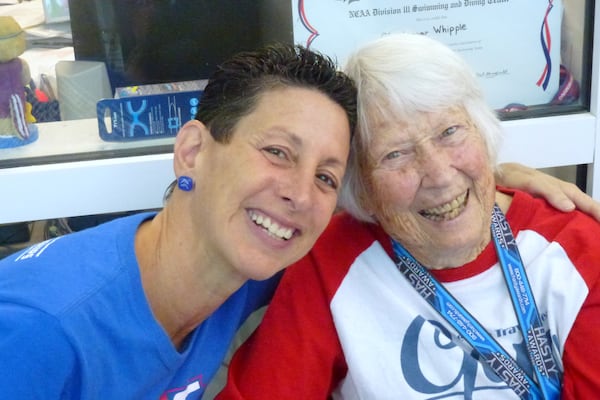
498, 163, 600, 221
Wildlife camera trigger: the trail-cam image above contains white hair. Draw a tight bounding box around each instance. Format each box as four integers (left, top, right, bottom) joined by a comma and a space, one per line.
339, 33, 503, 222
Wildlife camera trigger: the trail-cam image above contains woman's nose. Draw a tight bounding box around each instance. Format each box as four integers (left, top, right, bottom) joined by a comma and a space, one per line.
279, 171, 313, 211
418, 145, 455, 187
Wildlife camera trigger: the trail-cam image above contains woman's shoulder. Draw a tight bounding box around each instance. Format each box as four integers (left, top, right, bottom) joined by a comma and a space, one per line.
0, 212, 156, 317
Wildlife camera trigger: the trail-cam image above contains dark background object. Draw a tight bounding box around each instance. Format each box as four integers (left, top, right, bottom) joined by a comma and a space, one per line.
68, 0, 294, 91
0, 223, 31, 245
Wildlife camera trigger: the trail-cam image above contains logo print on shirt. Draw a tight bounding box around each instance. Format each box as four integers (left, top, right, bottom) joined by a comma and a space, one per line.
400, 316, 531, 399
160, 376, 205, 400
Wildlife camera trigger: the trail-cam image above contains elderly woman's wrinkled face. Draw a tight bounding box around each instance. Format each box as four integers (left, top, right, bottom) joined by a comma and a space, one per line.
363, 106, 496, 269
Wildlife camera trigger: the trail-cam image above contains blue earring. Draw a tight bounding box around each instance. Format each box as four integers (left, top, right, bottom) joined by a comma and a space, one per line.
177, 176, 194, 192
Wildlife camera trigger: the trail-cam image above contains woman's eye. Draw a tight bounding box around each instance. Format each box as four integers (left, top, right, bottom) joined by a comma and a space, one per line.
264, 147, 287, 159
384, 150, 401, 160
441, 125, 459, 137
317, 174, 338, 190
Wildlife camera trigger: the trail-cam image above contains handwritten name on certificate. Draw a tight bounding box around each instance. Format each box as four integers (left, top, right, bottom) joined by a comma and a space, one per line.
292, 0, 562, 109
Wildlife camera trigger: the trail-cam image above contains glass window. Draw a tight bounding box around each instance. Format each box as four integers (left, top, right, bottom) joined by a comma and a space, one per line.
289, 0, 593, 120
0, 0, 596, 223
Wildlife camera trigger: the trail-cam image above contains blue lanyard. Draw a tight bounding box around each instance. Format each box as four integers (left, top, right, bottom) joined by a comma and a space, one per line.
391, 204, 561, 399
490, 204, 561, 398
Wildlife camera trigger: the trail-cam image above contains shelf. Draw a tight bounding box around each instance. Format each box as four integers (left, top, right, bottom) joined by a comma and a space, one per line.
0, 118, 174, 168
0, 119, 175, 224
498, 112, 596, 168
0, 112, 596, 225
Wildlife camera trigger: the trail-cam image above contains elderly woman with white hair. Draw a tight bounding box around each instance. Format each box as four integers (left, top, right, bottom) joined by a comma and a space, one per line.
218, 33, 600, 400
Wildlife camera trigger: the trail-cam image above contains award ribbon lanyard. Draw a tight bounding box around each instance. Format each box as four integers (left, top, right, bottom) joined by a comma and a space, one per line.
391, 204, 561, 400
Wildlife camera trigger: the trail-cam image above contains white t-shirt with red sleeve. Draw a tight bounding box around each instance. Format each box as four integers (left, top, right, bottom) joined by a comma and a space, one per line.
220, 189, 600, 399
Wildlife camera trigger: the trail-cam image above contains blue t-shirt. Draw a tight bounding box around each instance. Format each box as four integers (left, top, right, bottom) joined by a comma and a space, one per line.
0, 212, 278, 399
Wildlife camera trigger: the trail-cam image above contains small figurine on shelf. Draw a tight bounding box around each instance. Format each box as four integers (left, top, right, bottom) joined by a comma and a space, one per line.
0, 16, 38, 149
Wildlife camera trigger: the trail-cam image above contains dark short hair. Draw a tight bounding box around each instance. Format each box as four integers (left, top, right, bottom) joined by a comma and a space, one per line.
195, 42, 357, 142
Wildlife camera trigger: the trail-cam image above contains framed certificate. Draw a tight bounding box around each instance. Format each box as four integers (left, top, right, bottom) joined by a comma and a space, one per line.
292, 0, 563, 110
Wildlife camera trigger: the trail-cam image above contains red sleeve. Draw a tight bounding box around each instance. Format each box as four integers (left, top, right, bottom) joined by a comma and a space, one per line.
216, 252, 348, 399
521, 191, 600, 400
561, 278, 600, 399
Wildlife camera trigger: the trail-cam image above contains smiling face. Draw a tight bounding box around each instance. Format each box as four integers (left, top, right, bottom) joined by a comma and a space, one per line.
192, 86, 350, 280
363, 106, 496, 269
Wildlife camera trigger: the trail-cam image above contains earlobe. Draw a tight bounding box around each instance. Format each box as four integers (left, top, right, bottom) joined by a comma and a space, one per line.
173, 120, 211, 172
